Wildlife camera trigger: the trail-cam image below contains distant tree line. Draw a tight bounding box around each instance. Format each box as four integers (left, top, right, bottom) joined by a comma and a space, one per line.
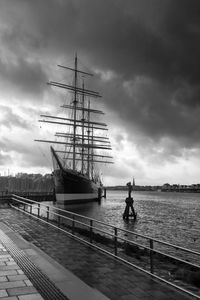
0, 173, 54, 193
107, 183, 200, 192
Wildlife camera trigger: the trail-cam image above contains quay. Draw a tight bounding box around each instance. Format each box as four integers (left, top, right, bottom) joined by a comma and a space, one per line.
0, 200, 198, 299
0, 192, 55, 203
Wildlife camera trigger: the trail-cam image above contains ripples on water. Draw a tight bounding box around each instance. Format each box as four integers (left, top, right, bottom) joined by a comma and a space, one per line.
55, 190, 200, 251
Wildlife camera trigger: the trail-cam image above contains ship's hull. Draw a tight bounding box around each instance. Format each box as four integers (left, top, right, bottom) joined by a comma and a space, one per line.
52, 168, 102, 204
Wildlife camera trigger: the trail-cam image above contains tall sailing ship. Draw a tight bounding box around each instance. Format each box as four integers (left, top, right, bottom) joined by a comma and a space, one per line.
36, 55, 113, 204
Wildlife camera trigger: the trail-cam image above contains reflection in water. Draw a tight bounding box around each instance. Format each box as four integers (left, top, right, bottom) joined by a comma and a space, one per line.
40, 190, 200, 251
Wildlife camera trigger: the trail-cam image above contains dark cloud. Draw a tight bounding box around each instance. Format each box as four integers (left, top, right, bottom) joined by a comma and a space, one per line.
0, 57, 47, 97
1, 0, 200, 168
104, 77, 200, 148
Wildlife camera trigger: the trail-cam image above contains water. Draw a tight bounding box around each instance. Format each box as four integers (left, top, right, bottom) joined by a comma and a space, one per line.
55, 190, 200, 252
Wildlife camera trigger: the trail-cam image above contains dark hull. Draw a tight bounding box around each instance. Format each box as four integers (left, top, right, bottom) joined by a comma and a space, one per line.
52, 168, 101, 204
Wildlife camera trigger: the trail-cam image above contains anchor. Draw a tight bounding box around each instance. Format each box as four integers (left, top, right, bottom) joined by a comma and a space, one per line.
123, 179, 137, 221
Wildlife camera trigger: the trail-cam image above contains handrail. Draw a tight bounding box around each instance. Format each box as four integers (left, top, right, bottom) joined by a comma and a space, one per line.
16, 194, 200, 269
11, 195, 200, 269
12, 194, 200, 257
16, 197, 115, 238
10, 199, 200, 300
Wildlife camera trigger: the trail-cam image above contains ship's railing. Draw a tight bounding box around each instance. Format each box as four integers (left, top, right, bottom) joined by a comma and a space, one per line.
10, 194, 200, 299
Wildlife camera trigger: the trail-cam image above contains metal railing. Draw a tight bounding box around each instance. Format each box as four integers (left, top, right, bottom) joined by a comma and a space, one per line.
10, 194, 200, 299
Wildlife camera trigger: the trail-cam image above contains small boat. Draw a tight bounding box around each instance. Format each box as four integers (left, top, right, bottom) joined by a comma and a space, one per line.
36, 55, 113, 204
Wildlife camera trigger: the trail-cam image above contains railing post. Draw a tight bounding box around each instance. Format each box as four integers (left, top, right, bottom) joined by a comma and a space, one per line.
38, 203, 40, 218
114, 227, 118, 256
58, 215, 61, 227
150, 239, 154, 274
30, 204, 32, 215
72, 216, 75, 234
90, 220, 93, 243
47, 206, 49, 222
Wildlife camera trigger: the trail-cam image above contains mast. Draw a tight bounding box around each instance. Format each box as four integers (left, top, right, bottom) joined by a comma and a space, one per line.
36, 55, 114, 177
87, 100, 90, 176
91, 125, 94, 179
81, 82, 85, 173
73, 54, 78, 171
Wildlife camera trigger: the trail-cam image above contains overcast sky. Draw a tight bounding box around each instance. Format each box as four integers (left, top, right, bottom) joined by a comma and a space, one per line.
1, 0, 200, 185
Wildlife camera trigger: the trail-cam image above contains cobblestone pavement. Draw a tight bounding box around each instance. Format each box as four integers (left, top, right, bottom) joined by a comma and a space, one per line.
0, 232, 44, 299
0, 208, 193, 300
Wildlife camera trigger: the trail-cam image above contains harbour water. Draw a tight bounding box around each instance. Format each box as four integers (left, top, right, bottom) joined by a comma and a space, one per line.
55, 190, 200, 252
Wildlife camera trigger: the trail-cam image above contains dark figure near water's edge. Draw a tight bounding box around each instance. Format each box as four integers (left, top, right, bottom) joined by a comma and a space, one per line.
123, 181, 137, 221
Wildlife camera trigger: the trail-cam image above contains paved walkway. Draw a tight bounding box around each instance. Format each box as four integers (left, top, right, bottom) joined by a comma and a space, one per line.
0, 231, 44, 299
0, 208, 195, 300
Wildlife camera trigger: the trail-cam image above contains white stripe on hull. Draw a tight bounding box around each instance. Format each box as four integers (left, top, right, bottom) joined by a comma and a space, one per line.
56, 193, 98, 203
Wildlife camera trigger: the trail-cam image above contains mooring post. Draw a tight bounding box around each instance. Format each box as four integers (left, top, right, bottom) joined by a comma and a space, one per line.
103, 188, 107, 198
123, 180, 137, 220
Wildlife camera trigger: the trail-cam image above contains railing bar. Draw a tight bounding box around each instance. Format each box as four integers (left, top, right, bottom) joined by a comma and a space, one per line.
90, 220, 93, 244
27, 207, 114, 237
12, 195, 117, 227
11, 196, 200, 257
20, 205, 200, 269
113, 255, 200, 300
88, 225, 114, 236
21, 205, 74, 222
12, 200, 94, 226
118, 227, 200, 255
12, 196, 37, 204
19, 204, 111, 235
150, 239, 154, 274
10, 203, 200, 300
114, 227, 118, 256
153, 249, 200, 269
23, 207, 91, 227
26, 207, 114, 237
12, 204, 200, 270
118, 237, 150, 250
13, 202, 91, 230
72, 216, 75, 235
117, 236, 200, 269
12, 194, 200, 254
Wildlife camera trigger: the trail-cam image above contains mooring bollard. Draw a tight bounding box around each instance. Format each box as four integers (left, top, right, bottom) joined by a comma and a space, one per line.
123, 180, 137, 221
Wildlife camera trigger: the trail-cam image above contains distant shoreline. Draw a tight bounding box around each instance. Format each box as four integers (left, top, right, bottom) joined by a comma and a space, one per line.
105, 185, 200, 193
